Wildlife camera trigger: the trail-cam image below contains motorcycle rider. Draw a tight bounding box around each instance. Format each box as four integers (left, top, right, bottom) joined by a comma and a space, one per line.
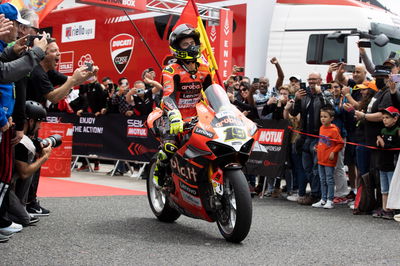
154, 24, 212, 187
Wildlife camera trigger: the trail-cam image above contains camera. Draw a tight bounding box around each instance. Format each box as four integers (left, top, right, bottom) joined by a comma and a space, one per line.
135, 88, 145, 95
344, 65, 355, 73
321, 84, 332, 91
26, 35, 52, 47
358, 39, 371, 48
236, 66, 244, 72
85, 62, 93, 72
33, 134, 62, 153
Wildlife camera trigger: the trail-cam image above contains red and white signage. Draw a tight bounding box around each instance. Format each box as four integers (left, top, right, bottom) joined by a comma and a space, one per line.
110, 34, 135, 74
258, 129, 284, 145
127, 127, 148, 137
77, 0, 147, 11
61, 19, 96, 43
58, 51, 74, 74
207, 9, 233, 79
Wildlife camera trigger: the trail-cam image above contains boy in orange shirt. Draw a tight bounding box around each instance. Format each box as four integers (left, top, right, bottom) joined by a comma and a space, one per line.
312, 107, 344, 209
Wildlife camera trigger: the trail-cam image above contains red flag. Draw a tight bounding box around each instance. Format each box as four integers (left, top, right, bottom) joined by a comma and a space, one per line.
174, 0, 223, 86
3, 0, 63, 24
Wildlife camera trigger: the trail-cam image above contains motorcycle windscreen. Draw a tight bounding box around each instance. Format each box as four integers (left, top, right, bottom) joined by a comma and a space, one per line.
204, 84, 236, 114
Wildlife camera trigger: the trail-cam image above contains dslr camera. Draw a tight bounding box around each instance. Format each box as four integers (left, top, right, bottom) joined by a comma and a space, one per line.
33, 134, 62, 154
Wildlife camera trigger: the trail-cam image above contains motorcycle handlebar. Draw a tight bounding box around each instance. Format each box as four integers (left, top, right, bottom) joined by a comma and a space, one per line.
183, 116, 198, 131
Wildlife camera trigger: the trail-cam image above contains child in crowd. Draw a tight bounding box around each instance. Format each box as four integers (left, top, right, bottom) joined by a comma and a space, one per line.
313, 107, 344, 209
374, 106, 400, 219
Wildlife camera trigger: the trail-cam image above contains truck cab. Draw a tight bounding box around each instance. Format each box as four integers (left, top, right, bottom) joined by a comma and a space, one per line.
266, 0, 400, 83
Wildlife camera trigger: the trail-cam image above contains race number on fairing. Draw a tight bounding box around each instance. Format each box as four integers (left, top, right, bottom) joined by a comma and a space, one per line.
224, 127, 246, 141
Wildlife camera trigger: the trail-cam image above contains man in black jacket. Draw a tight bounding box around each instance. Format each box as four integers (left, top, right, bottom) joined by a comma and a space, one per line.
289, 72, 330, 205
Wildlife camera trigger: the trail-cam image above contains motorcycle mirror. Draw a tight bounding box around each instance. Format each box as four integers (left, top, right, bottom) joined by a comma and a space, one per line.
374, 33, 389, 47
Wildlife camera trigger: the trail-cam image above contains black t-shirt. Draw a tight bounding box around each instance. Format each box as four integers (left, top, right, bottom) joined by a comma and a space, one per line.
27, 65, 68, 104
14, 143, 29, 163
132, 89, 154, 116
364, 88, 392, 146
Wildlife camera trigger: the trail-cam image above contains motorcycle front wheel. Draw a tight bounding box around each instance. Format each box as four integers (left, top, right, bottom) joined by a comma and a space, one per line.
216, 169, 252, 243
146, 158, 180, 223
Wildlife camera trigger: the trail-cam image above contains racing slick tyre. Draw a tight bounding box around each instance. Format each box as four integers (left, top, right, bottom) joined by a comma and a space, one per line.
147, 157, 180, 223
216, 169, 252, 243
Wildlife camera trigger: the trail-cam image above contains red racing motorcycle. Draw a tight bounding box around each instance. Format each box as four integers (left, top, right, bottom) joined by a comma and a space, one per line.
146, 84, 257, 243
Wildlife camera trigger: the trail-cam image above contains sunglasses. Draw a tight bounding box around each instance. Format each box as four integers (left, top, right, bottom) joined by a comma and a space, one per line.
240, 88, 248, 92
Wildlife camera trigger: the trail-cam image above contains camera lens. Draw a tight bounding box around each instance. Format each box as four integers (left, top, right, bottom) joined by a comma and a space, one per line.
42, 134, 62, 148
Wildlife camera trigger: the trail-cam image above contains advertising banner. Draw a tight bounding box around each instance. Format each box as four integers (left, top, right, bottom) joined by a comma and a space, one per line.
46, 113, 159, 162
38, 122, 74, 178
76, 0, 147, 11
244, 119, 290, 178
207, 9, 234, 80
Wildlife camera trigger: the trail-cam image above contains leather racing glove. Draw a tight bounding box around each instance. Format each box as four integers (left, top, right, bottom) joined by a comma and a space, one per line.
168, 110, 184, 135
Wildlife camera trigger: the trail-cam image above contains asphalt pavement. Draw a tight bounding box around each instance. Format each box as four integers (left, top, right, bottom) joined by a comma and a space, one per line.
1, 167, 400, 265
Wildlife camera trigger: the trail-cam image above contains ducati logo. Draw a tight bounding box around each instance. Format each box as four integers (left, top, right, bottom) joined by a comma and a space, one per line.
110, 34, 134, 74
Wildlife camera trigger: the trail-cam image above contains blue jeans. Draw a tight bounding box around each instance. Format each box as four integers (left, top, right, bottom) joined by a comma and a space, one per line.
290, 143, 304, 192
380, 171, 394, 194
356, 145, 370, 176
301, 137, 320, 197
318, 165, 335, 201
246, 174, 256, 187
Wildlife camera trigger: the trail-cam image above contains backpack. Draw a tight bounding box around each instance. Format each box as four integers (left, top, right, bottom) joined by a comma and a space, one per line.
353, 172, 378, 215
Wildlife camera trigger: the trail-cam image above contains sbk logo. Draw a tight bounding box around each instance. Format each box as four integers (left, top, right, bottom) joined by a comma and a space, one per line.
110, 34, 134, 74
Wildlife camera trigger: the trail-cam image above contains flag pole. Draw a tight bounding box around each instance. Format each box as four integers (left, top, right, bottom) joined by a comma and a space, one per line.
190, 0, 225, 86
123, 10, 163, 71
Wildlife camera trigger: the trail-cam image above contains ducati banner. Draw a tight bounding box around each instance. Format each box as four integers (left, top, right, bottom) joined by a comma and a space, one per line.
46, 113, 159, 162
244, 119, 290, 177
110, 34, 134, 74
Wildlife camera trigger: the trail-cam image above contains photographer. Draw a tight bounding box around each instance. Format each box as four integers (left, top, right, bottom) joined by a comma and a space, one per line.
288, 72, 331, 205
26, 39, 98, 105
111, 77, 135, 117
23, 39, 97, 215
125, 80, 161, 116
6, 101, 52, 225
261, 85, 289, 120
101, 77, 118, 114
142, 68, 162, 107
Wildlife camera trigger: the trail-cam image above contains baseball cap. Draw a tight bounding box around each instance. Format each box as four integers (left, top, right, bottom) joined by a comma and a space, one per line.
372, 65, 391, 77
381, 106, 400, 117
0, 3, 30, 25
383, 58, 397, 67
356, 80, 378, 92
289, 75, 301, 82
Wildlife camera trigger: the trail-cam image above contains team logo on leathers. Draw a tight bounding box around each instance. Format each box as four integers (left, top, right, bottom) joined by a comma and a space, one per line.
110, 34, 134, 74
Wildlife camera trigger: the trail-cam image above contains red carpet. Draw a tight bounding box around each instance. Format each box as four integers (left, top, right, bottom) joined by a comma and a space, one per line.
37, 177, 147, 197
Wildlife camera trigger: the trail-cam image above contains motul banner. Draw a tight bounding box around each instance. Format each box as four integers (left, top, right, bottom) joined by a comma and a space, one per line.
244, 119, 290, 177
207, 9, 233, 79
76, 0, 147, 11
46, 113, 158, 162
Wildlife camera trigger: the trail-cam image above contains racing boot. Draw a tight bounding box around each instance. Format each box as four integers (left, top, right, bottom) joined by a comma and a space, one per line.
153, 150, 168, 188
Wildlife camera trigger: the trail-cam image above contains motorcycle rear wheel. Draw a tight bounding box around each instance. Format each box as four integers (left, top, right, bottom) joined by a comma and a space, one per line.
146, 158, 180, 223
216, 169, 252, 243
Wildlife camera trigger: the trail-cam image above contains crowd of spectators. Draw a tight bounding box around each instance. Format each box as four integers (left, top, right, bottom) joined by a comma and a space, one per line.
224, 47, 400, 222
0, 3, 399, 245
0, 4, 97, 243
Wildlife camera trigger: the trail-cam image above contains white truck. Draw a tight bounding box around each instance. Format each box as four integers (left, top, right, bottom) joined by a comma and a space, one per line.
265, 0, 400, 83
